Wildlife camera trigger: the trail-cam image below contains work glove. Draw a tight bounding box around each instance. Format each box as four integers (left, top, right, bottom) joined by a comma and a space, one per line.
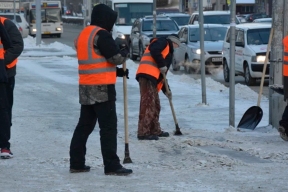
159, 66, 167, 74
116, 67, 129, 79
0, 62, 7, 83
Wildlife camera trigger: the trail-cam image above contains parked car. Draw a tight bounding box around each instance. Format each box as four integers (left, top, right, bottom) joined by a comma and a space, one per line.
0, 13, 29, 38
173, 24, 228, 73
252, 18, 272, 23
129, 15, 179, 60
158, 13, 190, 29
222, 23, 271, 86
188, 11, 240, 25
245, 13, 269, 22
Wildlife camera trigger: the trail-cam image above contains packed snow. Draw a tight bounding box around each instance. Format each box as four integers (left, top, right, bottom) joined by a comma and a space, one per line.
1, 36, 288, 192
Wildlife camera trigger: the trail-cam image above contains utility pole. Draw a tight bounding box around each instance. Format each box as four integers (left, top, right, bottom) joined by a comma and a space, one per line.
229, 0, 236, 127
153, 0, 156, 38
270, 0, 286, 128
199, 0, 207, 104
36, 0, 41, 46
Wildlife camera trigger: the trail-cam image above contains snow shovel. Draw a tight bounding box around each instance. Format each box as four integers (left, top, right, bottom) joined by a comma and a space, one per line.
162, 73, 182, 135
237, 28, 274, 130
122, 61, 132, 164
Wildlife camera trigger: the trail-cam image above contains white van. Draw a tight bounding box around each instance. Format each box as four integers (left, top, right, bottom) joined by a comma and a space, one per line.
0, 13, 29, 38
222, 23, 271, 86
188, 11, 240, 25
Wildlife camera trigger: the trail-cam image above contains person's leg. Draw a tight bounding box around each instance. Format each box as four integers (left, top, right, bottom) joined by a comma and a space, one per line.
6, 76, 15, 129
70, 105, 97, 170
279, 104, 288, 141
0, 83, 12, 158
153, 88, 169, 137
95, 101, 120, 171
137, 78, 160, 140
96, 100, 132, 175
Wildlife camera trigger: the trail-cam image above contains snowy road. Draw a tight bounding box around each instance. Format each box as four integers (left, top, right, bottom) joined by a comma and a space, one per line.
1, 37, 288, 192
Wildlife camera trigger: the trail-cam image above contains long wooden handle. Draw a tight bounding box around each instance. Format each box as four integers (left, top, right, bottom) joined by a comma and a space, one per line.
123, 61, 129, 143
162, 73, 178, 124
257, 28, 274, 106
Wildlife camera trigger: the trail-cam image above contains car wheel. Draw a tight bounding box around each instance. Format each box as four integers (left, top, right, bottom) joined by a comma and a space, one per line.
244, 63, 256, 86
172, 56, 180, 71
129, 42, 137, 61
223, 59, 230, 82
139, 43, 144, 59
184, 56, 192, 74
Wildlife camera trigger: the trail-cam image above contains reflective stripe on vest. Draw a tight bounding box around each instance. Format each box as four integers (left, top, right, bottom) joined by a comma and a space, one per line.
0, 38, 4, 59
0, 17, 17, 68
136, 39, 170, 92
76, 26, 116, 85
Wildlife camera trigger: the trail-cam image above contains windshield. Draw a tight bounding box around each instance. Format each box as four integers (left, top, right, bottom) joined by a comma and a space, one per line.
30, 8, 61, 23
0, 15, 22, 22
169, 16, 190, 26
247, 28, 270, 45
142, 20, 179, 31
189, 27, 227, 42
204, 15, 239, 24
114, 3, 153, 25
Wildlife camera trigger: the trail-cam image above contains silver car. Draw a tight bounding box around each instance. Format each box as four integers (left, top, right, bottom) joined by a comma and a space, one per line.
173, 24, 228, 73
129, 15, 179, 60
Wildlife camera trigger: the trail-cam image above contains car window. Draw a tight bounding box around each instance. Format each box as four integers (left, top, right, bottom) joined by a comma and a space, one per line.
204, 15, 239, 24
236, 30, 244, 45
189, 27, 227, 42
247, 28, 270, 45
142, 20, 178, 31
0, 15, 22, 22
169, 16, 190, 26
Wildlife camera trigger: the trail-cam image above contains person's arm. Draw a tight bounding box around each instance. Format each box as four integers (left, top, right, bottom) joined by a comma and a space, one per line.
0, 21, 12, 49
149, 38, 168, 68
3, 19, 24, 66
96, 30, 128, 65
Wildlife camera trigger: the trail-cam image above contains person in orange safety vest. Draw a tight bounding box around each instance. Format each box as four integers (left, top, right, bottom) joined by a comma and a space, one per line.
277, 34, 288, 141
0, 16, 23, 159
69, 4, 132, 176
136, 34, 181, 140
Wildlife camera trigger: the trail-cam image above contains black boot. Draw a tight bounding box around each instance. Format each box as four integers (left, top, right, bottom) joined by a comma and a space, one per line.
105, 167, 133, 176
158, 131, 169, 137
279, 121, 288, 141
70, 165, 91, 173
137, 135, 159, 140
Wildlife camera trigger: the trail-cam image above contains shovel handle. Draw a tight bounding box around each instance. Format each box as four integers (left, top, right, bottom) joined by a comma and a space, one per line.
162, 73, 178, 125
257, 28, 273, 106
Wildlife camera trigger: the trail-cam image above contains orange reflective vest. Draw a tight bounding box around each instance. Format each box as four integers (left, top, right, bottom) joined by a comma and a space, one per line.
0, 17, 17, 69
136, 39, 170, 92
283, 35, 288, 99
76, 26, 116, 85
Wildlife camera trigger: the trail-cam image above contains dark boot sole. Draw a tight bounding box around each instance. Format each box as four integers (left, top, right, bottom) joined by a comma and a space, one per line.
105, 172, 132, 176
0, 156, 13, 159
278, 126, 288, 141
70, 169, 90, 173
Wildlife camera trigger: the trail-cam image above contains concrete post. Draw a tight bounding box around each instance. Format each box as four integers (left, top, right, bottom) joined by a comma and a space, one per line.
270, 0, 285, 128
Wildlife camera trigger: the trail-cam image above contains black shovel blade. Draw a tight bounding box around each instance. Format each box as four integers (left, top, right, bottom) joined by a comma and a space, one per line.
237, 106, 263, 130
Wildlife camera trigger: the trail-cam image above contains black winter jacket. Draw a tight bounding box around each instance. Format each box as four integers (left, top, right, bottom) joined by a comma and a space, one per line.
1, 17, 24, 77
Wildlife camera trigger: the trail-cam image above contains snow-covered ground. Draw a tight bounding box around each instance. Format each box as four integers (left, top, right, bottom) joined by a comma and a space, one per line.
1, 36, 288, 192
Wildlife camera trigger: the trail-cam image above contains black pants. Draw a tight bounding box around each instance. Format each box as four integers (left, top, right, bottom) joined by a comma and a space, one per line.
280, 104, 288, 127
70, 100, 121, 172
0, 77, 14, 149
